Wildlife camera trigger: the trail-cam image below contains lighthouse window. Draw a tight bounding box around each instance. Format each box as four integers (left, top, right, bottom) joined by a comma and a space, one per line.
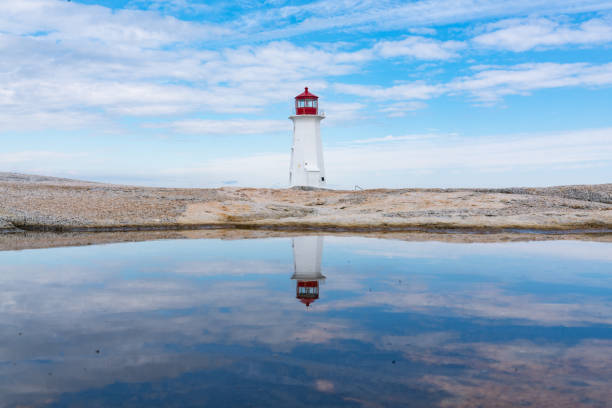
313, 100, 318, 107
305, 100, 312, 107
298, 100, 305, 108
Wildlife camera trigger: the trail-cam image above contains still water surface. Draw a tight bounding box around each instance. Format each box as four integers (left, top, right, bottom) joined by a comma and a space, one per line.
1, 236, 611, 407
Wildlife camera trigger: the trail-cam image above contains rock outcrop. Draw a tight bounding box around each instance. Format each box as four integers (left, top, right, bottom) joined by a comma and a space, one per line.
1, 172, 611, 233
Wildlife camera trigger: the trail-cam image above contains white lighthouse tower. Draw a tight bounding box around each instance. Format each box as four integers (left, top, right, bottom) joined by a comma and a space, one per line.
291, 236, 326, 308
289, 87, 326, 188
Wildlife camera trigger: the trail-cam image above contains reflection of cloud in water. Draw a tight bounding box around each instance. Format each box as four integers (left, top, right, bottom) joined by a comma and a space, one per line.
315, 379, 335, 392
322, 285, 612, 326
0, 237, 610, 407
331, 236, 612, 262
173, 259, 289, 276
418, 339, 612, 407
319, 237, 612, 326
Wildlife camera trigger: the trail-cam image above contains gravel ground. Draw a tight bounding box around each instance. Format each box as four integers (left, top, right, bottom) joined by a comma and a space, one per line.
1, 172, 611, 233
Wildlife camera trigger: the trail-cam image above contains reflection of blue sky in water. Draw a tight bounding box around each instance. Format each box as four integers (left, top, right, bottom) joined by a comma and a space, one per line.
0, 237, 611, 407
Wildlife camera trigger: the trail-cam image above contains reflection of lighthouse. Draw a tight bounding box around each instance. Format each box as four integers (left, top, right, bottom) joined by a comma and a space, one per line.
291, 236, 325, 308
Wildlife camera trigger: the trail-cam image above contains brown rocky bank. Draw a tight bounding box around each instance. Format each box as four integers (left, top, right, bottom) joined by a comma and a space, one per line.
1, 172, 611, 234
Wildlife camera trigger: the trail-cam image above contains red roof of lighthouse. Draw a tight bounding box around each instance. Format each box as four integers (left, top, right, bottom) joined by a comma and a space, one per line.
295, 87, 318, 99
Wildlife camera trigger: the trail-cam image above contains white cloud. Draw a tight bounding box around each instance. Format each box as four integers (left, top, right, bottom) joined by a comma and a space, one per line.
160, 152, 290, 187
1, 1, 611, 136
127, 0, 214, 15
144, 127, 612, 187
2, 15, 472, 132
474, 17, 612, 52
0, 14, 366, 130
375, 36, 465, 60
156, 119, 290, 135
334, 82, 443, 101
0, 1, 383, 130
379, 101, 428, 116
0, 0, 230, 45
451, 62, 612, 102
321, 102, 367, 123
408, 27, 438, 35
0, 150, 87, 165
329, 127, 612, 173
350, 133, 436, 144
334, 62, 612, 105
238, 0, 612, 40
0, 110, 108, 132
12, 127, 608, 188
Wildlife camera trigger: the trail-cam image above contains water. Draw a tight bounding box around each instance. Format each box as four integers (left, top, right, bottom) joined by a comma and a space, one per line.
0, 236, 611, 407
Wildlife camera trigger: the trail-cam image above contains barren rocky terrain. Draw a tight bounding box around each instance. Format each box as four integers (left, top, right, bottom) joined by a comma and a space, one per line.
1, 173, 611, 238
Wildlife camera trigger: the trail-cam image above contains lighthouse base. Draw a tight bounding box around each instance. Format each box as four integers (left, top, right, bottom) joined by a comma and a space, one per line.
290, 170, 325, 189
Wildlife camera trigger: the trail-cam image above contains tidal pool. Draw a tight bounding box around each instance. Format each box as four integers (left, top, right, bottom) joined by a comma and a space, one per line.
0, 236, 611, 407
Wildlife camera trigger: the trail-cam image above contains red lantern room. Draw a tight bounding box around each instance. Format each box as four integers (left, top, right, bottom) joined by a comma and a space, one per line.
296, 280, 319, 307
295, 87, 318, 115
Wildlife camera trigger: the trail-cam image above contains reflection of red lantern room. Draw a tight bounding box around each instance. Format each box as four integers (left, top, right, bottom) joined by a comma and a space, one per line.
296, 280, 320, 307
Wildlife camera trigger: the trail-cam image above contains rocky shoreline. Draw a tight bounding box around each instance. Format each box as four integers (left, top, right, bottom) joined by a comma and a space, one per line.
1, 172, 611, 237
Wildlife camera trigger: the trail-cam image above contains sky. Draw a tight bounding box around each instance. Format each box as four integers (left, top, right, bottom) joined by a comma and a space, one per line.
1, 0, 611, 188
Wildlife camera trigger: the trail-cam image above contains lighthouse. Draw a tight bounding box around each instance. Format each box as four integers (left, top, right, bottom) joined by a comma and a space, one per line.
291, 236, 326, 308
289, 87, 326, 188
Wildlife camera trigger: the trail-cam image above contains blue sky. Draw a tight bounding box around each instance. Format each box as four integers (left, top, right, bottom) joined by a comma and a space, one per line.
1, 0, 611, 188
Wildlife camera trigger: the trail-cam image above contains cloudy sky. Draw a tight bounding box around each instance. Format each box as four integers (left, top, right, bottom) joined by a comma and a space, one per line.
1, 0, 611, 188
